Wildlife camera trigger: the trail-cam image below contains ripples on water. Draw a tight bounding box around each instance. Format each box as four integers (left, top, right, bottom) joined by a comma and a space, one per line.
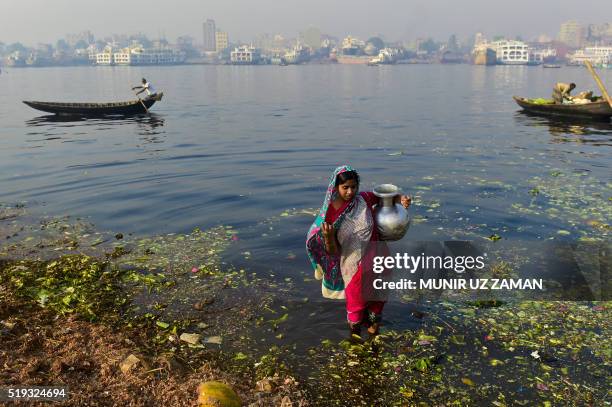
1, 65, 611, 336
514, 113, 612, 147
1, 66, 610, 407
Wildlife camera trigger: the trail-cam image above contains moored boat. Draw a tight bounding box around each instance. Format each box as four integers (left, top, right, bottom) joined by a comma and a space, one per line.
23, 93, 163, 116
513, 96, 612, 119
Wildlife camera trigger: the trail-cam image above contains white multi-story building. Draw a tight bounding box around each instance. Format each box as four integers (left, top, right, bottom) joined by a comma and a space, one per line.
491, 40, 529, 65
95, 48, 114, 65
528, 47, 557, 65
230, 45, 261, 64
113, 49, 131, 65
568, 46, 612, 67
87, 45, 99, 63
97, 45, 185, 66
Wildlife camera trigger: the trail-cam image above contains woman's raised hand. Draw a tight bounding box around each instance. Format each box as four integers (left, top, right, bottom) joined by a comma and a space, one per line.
400, 195, 411, 209
321, 222, 335, 240
393, 195, 412, 209
321, 222, 338, 254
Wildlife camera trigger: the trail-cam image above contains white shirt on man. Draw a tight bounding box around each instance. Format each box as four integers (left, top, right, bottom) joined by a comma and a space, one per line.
143, 82, 156, 96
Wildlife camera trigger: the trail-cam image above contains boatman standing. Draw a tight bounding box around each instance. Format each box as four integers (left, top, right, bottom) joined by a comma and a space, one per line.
552, 82, 576, 104
132, 78, 157, 100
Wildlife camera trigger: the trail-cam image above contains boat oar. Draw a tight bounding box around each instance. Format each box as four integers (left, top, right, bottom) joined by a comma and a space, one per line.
133, 90, 149, 114
584, 60, 612, 109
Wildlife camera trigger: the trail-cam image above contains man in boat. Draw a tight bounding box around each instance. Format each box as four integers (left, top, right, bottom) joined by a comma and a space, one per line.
552, 82, 576, 104
132, 78, 157, 100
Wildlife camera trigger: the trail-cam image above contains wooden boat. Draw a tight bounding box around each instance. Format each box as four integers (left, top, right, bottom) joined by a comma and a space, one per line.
513, 96, 612, 119
23, 92, 163, 116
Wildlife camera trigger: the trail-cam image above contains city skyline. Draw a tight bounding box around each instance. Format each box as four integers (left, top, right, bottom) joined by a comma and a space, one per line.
1, 0, 611, 46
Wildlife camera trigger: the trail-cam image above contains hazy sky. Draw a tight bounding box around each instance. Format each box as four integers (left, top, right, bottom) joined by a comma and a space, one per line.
1, 0, 611, 45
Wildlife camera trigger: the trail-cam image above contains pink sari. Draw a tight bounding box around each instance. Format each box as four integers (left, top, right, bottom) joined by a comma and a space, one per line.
316, 191, 386, 324
306, 166, 387, 325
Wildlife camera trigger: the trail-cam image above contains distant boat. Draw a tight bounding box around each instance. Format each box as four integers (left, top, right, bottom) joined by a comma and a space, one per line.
23, 93, 163, 116
543, 64, 561, 68
513, 96, 612, 120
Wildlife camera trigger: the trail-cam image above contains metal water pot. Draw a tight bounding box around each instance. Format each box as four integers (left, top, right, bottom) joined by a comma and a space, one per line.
373, 184, 410, 241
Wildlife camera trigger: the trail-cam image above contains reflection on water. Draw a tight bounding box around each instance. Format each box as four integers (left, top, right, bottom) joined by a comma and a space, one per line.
21, 114, 167, 162
26, 114, 89, 124
514, 111, 612, 145
26, 113, 165, 140
27, 112, 164, 128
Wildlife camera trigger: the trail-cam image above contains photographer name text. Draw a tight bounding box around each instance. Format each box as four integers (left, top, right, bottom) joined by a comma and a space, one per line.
373, 278, 543, 290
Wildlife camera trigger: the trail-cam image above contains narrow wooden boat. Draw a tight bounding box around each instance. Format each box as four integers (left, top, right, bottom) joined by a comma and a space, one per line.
23, 92, 163, 116
513, 96, 612, 119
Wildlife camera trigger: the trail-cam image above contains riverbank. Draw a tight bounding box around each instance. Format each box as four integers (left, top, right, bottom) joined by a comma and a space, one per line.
1, 204, 609, 406
0, 205, 308, 406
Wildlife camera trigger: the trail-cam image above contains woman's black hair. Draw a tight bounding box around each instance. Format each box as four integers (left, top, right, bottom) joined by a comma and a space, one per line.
335, 170, 360, 187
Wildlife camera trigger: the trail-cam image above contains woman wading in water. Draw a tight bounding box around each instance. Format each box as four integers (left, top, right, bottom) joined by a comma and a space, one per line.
306, 165, 411, 337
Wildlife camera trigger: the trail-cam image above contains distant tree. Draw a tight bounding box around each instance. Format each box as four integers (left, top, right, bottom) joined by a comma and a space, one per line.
403, 49, 417, 59
7, 42, 27, 53
0, 42, 5, 55
515, 35, 524, 42
493, 35, 504, 41
74, 39, 89, 49
366, 37, 385, 49
419, 38, 439, 53
56, 39, 70, 51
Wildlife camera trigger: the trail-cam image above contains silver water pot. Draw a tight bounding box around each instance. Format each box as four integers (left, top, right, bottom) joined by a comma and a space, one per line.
373, 184, 410, 241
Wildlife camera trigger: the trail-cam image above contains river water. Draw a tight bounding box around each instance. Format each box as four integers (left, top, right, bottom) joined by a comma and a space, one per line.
1, 64, 611, 337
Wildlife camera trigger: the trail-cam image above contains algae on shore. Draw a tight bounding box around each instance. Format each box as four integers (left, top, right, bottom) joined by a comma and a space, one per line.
1, 204, 609, 406
0, 208, 307, 406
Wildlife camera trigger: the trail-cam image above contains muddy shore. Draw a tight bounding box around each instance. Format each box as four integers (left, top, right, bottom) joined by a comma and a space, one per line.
1, 204, 609, 406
